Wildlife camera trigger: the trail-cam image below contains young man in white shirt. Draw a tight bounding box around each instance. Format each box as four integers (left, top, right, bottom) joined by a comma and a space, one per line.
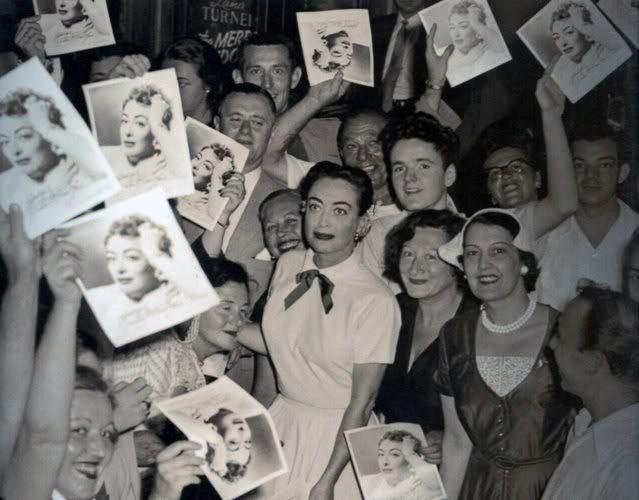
538, 124, 639, 311
544, 287, 639, 499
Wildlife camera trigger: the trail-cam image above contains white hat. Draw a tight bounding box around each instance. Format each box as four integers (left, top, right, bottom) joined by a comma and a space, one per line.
438, 208, 532, 270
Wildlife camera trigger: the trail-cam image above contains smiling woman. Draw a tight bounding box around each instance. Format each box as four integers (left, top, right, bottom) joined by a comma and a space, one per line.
435, 209, 575, 500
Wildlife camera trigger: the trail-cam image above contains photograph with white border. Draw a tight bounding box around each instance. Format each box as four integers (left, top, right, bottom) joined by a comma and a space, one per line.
83, 68, 194, 202
597, 0, 639, 49
517, 0, 632, 103
345, 423, 446, 500
177, 118, 249, 231
61, 189, 218, 347
419, 0, 511, 87
156, 377, 288, 500
33, 0, 115, 56
297, 9, 374, 87
0, 58, 119, 238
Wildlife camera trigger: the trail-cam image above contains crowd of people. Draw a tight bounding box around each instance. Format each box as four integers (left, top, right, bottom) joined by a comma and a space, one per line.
1, 0, 638, 499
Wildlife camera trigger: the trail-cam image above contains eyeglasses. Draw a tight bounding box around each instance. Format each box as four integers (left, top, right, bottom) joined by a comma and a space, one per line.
485, 159, 532, 182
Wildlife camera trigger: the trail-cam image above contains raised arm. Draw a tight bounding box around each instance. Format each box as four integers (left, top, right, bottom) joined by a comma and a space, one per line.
439, 394, 472, 500
309, 362, 387, 500
0, 207, 40, 479
1, 232, 84, 500
261, 72, 349, 184
414, 24, 460, 130
199, 172, 246, 257
530, 62, 576, 239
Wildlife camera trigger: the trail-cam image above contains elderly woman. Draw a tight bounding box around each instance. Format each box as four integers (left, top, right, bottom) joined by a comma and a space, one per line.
435, 208, 575, 500
360, 430, 443, 500
160, 37, 230, 126
0, 89, 104, 208
375, 210, 478, 439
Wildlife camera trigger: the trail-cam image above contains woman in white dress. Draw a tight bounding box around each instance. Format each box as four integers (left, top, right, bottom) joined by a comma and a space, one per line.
360, 430, 444, 500
245, 162, 401, 499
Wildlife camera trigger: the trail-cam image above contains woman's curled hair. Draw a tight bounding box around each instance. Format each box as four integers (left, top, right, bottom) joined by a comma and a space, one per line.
122, 85, 173, 129
104, 214, 173, 258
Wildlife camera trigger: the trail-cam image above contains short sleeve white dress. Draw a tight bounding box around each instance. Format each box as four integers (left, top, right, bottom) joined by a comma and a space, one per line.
260, 248, 401, 498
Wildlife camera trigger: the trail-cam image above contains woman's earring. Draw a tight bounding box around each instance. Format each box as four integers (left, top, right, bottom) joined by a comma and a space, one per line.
300, 201, 306, 213
354, 232, 361, 242
521, 265, 529, 276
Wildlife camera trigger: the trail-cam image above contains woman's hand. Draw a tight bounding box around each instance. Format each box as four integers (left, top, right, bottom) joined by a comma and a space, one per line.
112, 377, 153, 433
425, 23, 453, 87
137, 222, 168, 264
0, 205, 40, 283
423, 430, 443, 464
213, 172, 246, 221
14, 16, 46, 62
150, 441, 204, 500
536, 55, 565, 117
107, 54, 151, 80
23, 95, 56, 142
41, 229, 83, 305
402, 435, 421, 458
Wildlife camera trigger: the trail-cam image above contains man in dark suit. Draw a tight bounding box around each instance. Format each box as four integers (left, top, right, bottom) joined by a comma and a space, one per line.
372, 0, 432, 111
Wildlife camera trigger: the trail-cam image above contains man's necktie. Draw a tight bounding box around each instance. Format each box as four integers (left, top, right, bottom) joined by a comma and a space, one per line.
284, 269, 334, 314
382, 20, 410, 112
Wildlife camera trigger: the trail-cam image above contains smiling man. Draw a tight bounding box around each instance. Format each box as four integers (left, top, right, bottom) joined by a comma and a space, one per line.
233, 32, 342, 164
360, 112, 459, 282
543, 287, 639, 500
337, 110, 401, 220
538, 123, 639, 311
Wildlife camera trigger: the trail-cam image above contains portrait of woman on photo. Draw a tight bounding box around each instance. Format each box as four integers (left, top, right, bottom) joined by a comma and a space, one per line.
549, 1, 624, 96
445, 0, 508, 83
360, 430, 443, 500
88, 214, 190, 332
171, 407, 252, 483
0, 89, 104, 209
102, 84, 181, 190
191, 143, 235, 204
312, 29, 353, 72
40, 0, 112, 49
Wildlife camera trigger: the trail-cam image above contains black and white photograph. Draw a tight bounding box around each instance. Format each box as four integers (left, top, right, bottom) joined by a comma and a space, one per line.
61, 189, 218, 347
345, 423, 446, 500
297, 9, 374, 87
597, 0, 639, 49
156, 377, 288, 500
33, 0, 115, 56
177, 118, 249, 231
0, 57, 119, 238
83, 68, 194, 202
517, 0, 632, 103
419, 0, 512, 87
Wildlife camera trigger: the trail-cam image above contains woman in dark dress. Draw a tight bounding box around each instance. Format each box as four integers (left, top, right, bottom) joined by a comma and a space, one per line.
376, 209, 478, 441
435, 209, 575, 500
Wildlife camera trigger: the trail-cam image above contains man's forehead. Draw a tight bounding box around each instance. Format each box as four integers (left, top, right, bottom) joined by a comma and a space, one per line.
243, 44, 292, 68
572, 138, 618, 159
222, 92, 273, 117
343, 114, 387, 139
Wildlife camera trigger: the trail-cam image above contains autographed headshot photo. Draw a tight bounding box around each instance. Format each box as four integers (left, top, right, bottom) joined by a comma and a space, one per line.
177, 118, 248, 230
63, 190, 218, 347
0, 58, 118, 238
158, 378, 288, 499
419, 0, 511, 87
297, 9, 374, 86
83, 68, 193, 202
33, 0, 115, 56
517, 0, 631, 103
346, 424, 446, 500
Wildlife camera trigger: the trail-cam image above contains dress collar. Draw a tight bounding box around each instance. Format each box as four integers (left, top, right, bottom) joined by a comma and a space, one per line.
300, 248, 361, 283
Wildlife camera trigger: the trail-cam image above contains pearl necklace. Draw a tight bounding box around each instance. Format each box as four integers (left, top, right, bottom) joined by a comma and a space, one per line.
481, 297, 537, 334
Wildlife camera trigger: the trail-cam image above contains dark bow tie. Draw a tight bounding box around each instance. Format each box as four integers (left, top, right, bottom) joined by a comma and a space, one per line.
284, 269, 334, 314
